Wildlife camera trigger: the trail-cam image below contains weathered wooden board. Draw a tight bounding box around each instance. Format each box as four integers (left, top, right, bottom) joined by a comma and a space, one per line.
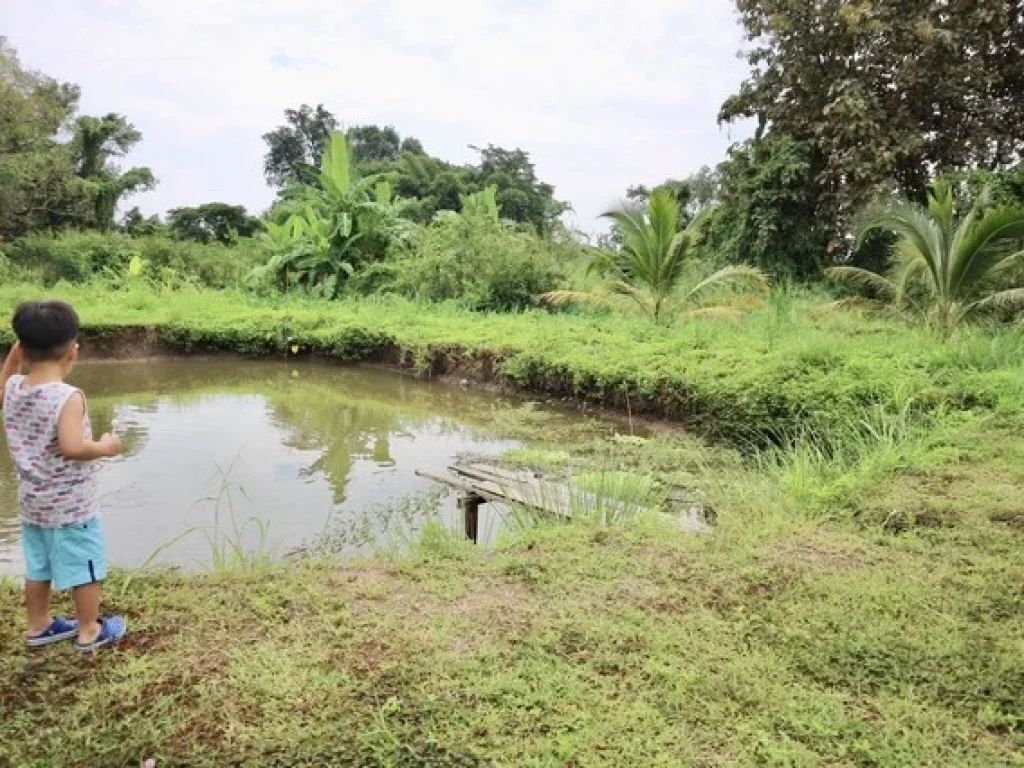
417, 462, 713, 541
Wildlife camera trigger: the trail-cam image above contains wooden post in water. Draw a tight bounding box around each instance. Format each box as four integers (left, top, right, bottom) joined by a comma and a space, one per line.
459, 493, 484, 543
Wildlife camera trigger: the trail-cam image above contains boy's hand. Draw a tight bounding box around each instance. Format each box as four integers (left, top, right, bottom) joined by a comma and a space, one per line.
1, 342, 24, 409
97, 433, 123, 457
4, 342, 22, 367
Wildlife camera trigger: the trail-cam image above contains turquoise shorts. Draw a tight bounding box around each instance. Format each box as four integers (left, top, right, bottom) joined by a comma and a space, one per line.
21, 518, 108, 591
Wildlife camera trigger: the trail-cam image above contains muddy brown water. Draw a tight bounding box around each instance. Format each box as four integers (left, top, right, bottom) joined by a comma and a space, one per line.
0, 360, 624, 574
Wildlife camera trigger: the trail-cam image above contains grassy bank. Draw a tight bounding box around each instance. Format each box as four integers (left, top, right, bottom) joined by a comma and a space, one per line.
1, 283, 1022, 766
1, 282, 1021, 444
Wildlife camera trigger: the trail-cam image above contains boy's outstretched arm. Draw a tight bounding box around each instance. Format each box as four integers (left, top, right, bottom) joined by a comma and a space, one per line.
0, 343, 23, 410
58, 393, 121, 461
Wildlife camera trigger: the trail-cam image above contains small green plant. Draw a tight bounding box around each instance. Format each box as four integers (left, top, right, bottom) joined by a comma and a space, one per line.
200, 458, 277, 574
831, 179, 1024, 333
544, 189, 769, 320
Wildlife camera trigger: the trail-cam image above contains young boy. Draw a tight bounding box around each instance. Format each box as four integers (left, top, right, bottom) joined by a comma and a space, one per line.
1, 301, 127, 652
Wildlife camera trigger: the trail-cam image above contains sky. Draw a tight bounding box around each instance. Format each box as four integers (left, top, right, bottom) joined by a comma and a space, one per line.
2, 0, 752, 232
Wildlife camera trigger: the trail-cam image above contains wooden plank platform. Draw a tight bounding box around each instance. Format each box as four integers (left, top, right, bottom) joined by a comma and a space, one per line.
417, 462, 712, 542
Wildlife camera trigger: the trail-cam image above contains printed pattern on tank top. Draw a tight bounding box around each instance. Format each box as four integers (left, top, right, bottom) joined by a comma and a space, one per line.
3, 375, 99, 527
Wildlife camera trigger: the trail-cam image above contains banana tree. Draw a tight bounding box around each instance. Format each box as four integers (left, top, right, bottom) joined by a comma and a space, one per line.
252, 131, 409, 296
545, 189, 768, 320
830, 180, 1024, 333
288, 208, 362, 298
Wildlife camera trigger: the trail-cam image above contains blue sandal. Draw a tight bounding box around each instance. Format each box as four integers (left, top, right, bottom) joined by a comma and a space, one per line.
26, 616, 80, 648
74, 616, 128, 653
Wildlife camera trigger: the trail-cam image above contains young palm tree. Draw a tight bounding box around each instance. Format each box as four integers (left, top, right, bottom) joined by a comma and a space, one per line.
545, 190, 768, 320
830, 180, 1024, 333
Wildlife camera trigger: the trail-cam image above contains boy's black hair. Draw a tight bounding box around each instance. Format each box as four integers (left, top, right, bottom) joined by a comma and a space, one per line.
12, 301, 80, 362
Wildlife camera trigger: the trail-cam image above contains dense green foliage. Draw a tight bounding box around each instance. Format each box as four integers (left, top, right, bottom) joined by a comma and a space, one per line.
1, 232, 261, 289
263, 104, 567, 233
0, 40, 155, 240
617, 2, 1024, 279
721, 0, 1024, 236
71, 113, 156, 231
0, 39, 91, 239
382, 187, 567, 311
251, 131, 416, 298
166, 203, 262, 245
260, 103, 338, 189
703, 136, 828, 277
5, 21, 1024, 321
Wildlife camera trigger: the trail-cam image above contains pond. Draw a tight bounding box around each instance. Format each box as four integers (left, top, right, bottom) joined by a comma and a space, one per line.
0, 359, 622, 575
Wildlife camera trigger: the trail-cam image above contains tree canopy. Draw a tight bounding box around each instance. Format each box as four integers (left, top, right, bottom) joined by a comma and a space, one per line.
0, 38, 89, 239
261, 104, 338, 188
262, 104, 567, 232
167, 203, 261, 244
0, 39, 155, 238
720, 0, 1024, 233
71, 113, 156, 230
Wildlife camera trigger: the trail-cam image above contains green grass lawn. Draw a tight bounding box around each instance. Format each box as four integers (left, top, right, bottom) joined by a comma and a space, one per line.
0, 284, 1022, 766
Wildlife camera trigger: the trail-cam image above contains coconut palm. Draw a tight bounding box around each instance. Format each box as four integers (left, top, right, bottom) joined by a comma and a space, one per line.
830, 180, 1024, 333
545, 190, 768, 320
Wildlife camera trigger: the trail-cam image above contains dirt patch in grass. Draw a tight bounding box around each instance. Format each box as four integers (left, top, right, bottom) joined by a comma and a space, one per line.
763, 528, 880, 573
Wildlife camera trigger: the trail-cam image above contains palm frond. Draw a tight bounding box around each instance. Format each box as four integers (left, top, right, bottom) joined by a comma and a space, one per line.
949, 206, 1024, 297
601, 280, 654, 313
890, 245, 929, 310
601, 207, 647, 241
856, 202, 944, 287
985, 248, 1024, 278
826, 266, 897, 298
374, 180, 393, 205
584, 247, 621, 278
684, 264, 770, 304
927, 179, 955, 245
967, 288, 1024, 315
646, 190, 681, 263
540, 287, 633, 311
539, 290, 589, 307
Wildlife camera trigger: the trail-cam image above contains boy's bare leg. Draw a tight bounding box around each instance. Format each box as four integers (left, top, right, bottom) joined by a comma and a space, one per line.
72, 583, 102, 644
25, 579, 53, 636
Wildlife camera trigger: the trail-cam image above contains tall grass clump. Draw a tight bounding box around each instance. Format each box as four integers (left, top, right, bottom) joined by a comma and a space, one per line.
753, 399, 945, 512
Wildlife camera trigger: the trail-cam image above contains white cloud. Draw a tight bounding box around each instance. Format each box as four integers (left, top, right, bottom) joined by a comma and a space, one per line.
2, 0, 750, 229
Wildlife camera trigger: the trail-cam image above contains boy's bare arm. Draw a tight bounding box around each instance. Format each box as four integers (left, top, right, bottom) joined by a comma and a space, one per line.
0, 343, 23, 410
57, 393, 121, 461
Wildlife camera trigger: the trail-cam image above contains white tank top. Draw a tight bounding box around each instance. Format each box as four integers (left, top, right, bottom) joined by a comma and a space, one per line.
3, 375, 99, 528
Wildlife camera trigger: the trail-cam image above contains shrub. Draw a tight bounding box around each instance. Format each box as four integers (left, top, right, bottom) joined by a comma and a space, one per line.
0, 232, 262, 289
132, 236, 263, 289
3, 231, 135, 283
382, 207, 565, 311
